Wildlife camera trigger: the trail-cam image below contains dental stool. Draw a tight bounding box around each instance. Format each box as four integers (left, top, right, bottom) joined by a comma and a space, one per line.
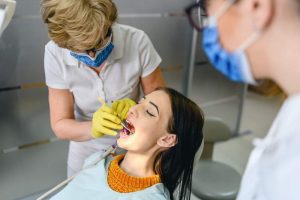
192, 117, 241, 200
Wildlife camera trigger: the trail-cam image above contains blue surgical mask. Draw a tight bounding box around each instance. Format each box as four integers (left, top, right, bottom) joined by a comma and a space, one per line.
70, 35, 114, 68
202, 0, 260, 84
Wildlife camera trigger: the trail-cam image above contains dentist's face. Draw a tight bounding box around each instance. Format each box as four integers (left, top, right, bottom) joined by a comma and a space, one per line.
207, 0, 255, 52
204, 0, 268, 80
117, 90, 173, 154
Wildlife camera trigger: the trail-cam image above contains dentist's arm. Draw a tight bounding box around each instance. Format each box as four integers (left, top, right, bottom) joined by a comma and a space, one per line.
141, 67, 165, 95
48, 87, 93, 141
49, 88, 122, 141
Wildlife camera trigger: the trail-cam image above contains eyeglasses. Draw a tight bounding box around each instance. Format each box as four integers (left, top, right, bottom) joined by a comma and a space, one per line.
185, 1, 207, 32
86, 27, 113, 54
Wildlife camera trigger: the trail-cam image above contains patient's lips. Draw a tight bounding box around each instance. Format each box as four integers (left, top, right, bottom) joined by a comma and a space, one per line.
126, 119, 135, 134
120, 120, 135, 138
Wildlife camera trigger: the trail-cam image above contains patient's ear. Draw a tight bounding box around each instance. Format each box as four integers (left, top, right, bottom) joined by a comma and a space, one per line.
157, 134, 177, 148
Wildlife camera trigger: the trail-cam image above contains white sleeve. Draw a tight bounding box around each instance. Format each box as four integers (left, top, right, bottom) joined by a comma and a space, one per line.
44, 42, 69, 89
138, 32, 162, 78
261, 134, 300, 200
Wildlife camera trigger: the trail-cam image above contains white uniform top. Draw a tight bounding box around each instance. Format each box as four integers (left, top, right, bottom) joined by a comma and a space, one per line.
50, 153, 170, 200
44, 23, 162, 174
237, 93, 300, 200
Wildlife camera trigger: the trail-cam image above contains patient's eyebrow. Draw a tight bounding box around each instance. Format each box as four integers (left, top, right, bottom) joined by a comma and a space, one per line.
149, 101, 159, 115
144, 96, 159, 115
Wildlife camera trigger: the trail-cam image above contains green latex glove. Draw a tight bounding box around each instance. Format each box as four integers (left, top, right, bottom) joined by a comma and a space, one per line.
112, 98, 136, 120
91, 103, 123, 138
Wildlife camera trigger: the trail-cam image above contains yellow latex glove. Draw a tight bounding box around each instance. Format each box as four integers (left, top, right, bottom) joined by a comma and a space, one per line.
112, 98, 136, 120
91, 103, 123, 138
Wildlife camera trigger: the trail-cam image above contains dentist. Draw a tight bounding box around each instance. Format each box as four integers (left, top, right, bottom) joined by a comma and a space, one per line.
41, 0, 165, 177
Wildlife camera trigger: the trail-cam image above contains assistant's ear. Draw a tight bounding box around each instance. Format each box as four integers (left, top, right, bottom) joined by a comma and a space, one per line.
157, 134, 177, 148
248, 0, 274, 30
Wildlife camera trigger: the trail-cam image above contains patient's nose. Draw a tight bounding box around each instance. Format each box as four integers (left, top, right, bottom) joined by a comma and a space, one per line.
128, 105, 138, 118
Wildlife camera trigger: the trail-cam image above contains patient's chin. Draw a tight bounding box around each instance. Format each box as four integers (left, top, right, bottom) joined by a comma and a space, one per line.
116, 137, 130, 150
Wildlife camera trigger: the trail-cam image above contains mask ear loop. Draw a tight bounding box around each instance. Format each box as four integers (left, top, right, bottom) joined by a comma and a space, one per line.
215, 0, 236, 19
206, 0, 236, 27
238, 30, 261, 51
236, 28, 261, 85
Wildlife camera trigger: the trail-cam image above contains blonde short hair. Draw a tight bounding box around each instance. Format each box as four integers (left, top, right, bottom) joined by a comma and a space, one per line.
41, 0, 117, 52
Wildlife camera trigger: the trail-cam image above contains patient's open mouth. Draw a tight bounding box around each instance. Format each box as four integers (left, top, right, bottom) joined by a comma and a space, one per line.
121, 120, 135, 136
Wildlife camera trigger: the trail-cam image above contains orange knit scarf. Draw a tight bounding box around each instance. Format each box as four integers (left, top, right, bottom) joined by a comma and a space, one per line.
107, 154, 160, 193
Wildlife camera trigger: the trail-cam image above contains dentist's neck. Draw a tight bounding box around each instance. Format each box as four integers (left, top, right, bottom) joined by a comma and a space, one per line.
120, 152, 158, 177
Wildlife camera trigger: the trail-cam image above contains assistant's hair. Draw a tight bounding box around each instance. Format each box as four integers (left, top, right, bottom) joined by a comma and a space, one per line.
154, 87, 204, 200
40, 0, 117, 52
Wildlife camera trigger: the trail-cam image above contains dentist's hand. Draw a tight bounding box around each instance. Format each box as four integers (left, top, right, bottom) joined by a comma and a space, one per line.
112, 98, 136, 120
91, 103, 123, 138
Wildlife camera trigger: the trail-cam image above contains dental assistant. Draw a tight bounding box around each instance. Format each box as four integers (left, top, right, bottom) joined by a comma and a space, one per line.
186, 0, 300, 199
41, 0, 165, 177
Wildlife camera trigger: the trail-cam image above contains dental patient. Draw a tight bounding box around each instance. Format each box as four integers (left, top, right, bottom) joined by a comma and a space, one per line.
51, 87, 204, 200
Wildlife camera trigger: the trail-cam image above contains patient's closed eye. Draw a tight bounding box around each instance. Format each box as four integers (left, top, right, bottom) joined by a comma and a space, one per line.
146, 110, 155, 117
138, 96, 158, 117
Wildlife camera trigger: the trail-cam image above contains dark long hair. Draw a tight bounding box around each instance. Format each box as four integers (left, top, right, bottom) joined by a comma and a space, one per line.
154, 87, 204, 200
